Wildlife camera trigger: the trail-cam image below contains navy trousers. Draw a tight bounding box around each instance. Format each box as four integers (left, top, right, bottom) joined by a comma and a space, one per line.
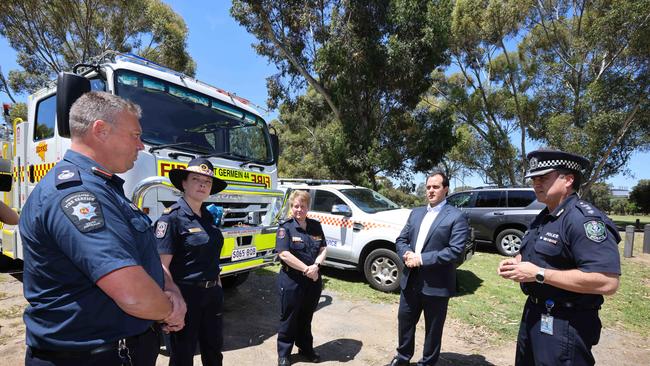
277, 270, 322, 358
25, 327, 159, 366
515, 298, 601, 366
169, 284, 224, 366
396, 278, 449, 366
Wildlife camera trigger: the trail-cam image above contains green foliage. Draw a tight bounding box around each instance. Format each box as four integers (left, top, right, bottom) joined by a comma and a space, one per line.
522, 0, 650, 192
428, 0, 536, 186
375, 176, 423, 208
231, 0, 456, 187
586, 182, 613, 212
7, 102, 26, 125
433, 0, 650, 189
629, 180, 650, 214
0, 0, 195, 94
611, 198, 637, 215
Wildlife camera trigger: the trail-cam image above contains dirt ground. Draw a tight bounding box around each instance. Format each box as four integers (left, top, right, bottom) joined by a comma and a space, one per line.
1, 266, 649, 366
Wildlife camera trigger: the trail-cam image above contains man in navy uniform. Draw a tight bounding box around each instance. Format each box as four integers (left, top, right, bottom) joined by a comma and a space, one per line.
498, 149, 621, 366
20, 91, 186, 366
390, 170, 469, 366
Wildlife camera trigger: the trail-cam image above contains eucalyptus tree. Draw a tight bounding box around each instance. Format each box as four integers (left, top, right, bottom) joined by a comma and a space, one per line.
0, 0, 195, 94
231, 0, 455, 187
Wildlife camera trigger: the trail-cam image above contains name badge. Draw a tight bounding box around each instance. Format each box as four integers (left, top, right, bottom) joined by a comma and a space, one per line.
188, 227, 203, 233
311, 235, 322, 240
540, 314, 554, 335
292, 236, 303, 242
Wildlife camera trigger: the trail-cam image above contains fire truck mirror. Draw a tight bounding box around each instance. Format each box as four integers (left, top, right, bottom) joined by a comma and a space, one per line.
56, 72, 91, 138
0, 158, 12, 192
270, 134, 280, 163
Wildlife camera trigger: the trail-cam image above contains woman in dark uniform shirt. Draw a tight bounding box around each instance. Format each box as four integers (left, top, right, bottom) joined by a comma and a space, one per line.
276, 190, 327, 366
154, 158, 228, 366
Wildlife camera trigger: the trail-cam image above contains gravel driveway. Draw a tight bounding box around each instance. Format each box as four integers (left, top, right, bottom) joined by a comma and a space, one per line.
1, 266, 649, 365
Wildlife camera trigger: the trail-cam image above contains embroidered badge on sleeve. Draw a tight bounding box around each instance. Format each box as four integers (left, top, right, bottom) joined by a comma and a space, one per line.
61, 192, 105, 233
584, 220, 607, 242
155, 221, 168, 238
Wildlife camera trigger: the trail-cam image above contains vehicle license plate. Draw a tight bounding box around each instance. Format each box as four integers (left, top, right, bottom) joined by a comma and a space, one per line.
231, 247, 256, 261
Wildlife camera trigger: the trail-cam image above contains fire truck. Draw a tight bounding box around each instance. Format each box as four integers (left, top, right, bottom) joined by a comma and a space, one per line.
0, 52, 284, 287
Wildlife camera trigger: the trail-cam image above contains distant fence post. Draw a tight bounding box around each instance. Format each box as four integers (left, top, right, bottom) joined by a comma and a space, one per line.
643, 224, 650, 254
624, 225, 635, 258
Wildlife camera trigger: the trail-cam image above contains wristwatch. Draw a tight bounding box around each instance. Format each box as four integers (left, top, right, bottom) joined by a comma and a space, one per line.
535, 268, 546, 284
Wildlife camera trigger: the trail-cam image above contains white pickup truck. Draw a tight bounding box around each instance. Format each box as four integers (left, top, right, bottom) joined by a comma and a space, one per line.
279, 179, 412, 292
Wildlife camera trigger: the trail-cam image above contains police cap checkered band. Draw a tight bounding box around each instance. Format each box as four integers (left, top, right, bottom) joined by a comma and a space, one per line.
169, 157, 227, 195
525, 149, 590, 179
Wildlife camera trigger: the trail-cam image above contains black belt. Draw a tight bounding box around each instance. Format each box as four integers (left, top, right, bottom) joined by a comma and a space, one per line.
28, 325, 156, 359
281, 264, 302, 275
529, 296, 601, 310
177, 279, 220, 288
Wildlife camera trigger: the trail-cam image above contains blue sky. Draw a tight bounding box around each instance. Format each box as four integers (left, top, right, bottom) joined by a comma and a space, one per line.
0, 0, 646, 191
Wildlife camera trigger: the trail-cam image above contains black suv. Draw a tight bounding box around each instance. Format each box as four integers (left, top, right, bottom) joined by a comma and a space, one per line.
446, 187, 544, 256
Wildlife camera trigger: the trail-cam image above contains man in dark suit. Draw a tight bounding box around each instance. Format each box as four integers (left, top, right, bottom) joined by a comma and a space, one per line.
390, 170, 469, 366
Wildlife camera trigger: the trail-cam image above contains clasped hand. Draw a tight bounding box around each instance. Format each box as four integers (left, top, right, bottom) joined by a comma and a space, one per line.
497, 257, 538, 283
304, 264, 319, 281
162, 290, 187, 333
403, 251, 422, 268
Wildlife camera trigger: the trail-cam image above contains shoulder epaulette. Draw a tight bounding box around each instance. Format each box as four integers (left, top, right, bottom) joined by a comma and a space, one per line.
575, 200, 601, 217
163, 203, 181, 215
54, 166, 82, 189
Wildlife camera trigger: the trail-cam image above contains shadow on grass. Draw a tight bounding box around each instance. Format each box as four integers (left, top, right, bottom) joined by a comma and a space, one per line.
456, 269, 483, 297
437, 352, 498, 366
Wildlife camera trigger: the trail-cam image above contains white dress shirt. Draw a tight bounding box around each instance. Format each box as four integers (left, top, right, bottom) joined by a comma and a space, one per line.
414, 200, 446, 255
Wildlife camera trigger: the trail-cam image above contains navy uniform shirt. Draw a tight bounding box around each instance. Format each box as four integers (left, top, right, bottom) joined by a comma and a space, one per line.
155, 198, 223, 282
276, 217, 326, 277
520, 193, 621, 307
20, 150, 164, 350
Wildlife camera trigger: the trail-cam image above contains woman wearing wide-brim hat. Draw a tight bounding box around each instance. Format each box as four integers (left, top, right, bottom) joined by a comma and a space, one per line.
154, 157, 227, 366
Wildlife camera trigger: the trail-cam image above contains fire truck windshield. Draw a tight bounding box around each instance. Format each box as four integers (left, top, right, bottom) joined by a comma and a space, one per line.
114, 69, 273, 164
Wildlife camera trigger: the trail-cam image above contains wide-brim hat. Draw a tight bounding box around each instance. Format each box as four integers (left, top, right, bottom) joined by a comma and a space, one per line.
169, 158, 227, 195
525, 149, 590, 179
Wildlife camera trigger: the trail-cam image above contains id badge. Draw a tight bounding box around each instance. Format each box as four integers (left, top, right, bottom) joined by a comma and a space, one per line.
540, 314, 554, 335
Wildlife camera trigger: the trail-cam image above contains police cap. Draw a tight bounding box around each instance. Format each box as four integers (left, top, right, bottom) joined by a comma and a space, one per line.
525, 149, 590, 179
169, 158, 227, 195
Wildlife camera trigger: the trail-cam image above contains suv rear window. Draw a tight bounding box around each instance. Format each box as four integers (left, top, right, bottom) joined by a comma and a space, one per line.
312, 190, 345, 213
475, 191, 506, 208
507, 190, 536, 207
447, 191, 474, 208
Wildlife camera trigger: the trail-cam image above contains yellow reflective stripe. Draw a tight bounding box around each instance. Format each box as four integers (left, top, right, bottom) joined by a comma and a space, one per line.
220, 259, 264, 274
220, 188, 282, 196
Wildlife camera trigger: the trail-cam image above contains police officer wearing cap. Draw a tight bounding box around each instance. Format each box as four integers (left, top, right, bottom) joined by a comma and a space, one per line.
154, 158, 228, 366
498, 149, 621, 366
20, 91, 186, 366
276, 190, 327, 366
